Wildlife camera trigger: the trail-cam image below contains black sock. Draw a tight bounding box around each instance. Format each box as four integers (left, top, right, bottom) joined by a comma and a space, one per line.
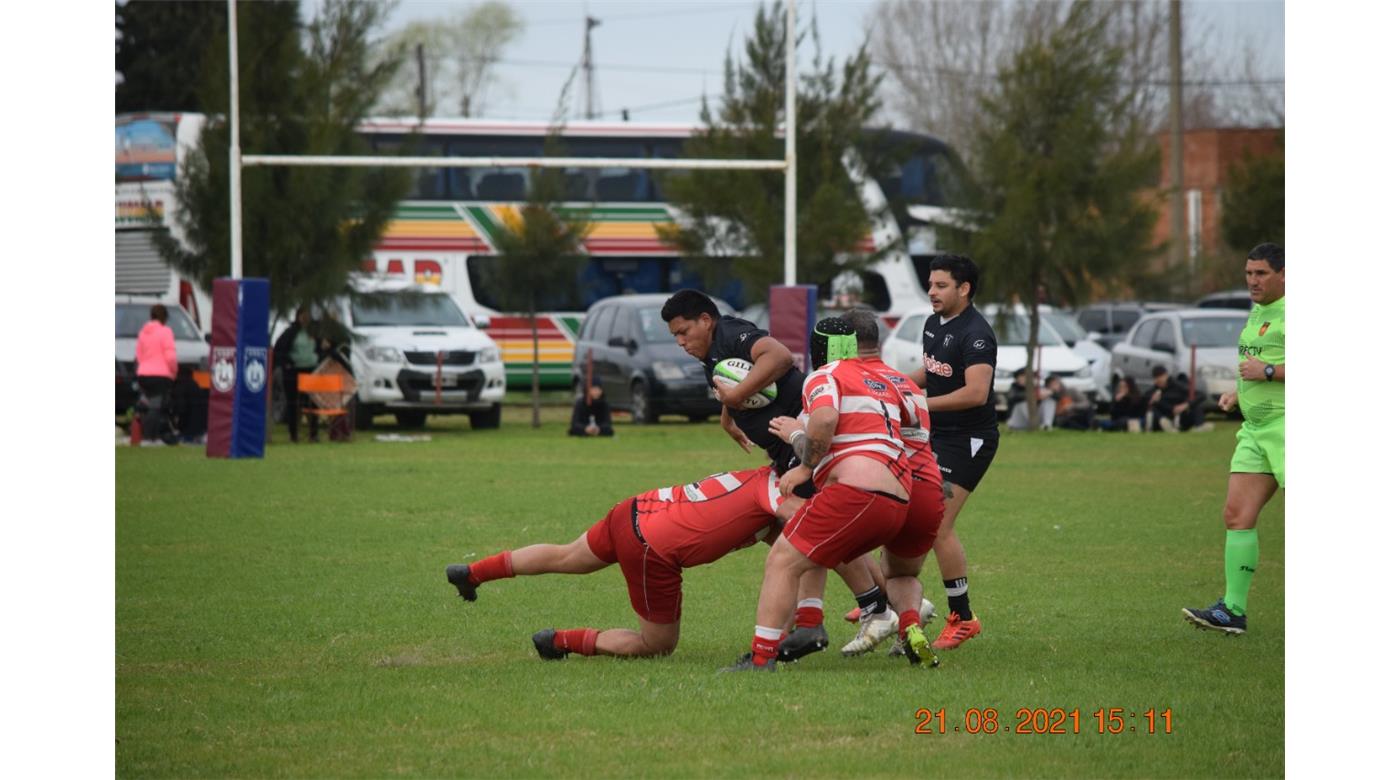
944, 578, 971, 621
855, 586, 888, 619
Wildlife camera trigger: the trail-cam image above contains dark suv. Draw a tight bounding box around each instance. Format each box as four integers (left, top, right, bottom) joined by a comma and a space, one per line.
571, 293, 734, 423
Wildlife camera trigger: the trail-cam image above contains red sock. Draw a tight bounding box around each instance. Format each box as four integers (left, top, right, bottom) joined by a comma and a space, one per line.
751, 629, 783, 666
899, 609, 921, 639
469, 550, 514, 585
553, 628, 599, 656
794, 606, 824, 629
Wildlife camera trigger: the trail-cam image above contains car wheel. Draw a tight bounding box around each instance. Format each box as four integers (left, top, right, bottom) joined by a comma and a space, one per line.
354, 401, 377, 430
394, 411, 427, 429
687, 413, 709, 423
469, 404, 502, 430
631, 381, 656, 425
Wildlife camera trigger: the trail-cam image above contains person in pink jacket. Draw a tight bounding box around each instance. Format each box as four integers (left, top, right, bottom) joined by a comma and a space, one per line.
135, 304, 180, 445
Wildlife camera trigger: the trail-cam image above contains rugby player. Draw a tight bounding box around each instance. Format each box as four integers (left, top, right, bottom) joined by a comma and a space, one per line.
1183, 242, 1285, 635
908, 254, 998, 650
445, 467, 793, 659
724, 317, 938, 671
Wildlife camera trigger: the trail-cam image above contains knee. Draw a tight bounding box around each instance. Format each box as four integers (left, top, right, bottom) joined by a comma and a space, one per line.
1221, 503, 1255, 530
642, 634, 678, 657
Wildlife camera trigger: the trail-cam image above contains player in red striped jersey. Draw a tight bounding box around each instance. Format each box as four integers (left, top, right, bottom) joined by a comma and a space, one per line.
445, 467, 792, 660
723, 315, 938, 671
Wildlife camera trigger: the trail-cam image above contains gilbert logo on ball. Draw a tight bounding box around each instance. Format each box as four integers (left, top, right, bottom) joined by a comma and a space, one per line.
713, 358, 779, 409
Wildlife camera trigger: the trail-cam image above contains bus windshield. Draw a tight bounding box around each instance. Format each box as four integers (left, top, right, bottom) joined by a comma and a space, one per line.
351, 292, 468, 327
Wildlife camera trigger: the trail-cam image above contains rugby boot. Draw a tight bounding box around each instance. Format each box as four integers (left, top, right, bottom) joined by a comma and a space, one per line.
720, 652, 777, 672
841, 608, 899, 656
445, 564, 478, 602
900, 624, 940, 668
932, 612, 982, 650
1182, 600, 1247, 635
889, 599, 939, 657
843, 606, 861, 624
776, 624, 828, 663
531, 629, 569, 660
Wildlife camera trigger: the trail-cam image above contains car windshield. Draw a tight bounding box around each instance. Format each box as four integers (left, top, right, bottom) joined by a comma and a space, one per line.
116, 303, 201, 340
638, 307, 675, 343
1180, 315, 1247, 347
985, 311, 1066, 346
1040, 309, 1088, 343
350, 292, 468, 327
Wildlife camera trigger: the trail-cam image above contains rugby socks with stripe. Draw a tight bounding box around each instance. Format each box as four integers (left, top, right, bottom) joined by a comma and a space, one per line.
855, 586, 889, 619
794, 598, 824, 629
554, 628, 599, 656
944, 578, 971, 621
468, 550, 514, 586
1223, 529, 1258, 616
751, 626, 785, 666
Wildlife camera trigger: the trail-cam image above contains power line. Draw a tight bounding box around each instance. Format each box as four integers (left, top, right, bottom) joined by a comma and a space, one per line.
873, 58, 1282, 88
525, 3, 756, 28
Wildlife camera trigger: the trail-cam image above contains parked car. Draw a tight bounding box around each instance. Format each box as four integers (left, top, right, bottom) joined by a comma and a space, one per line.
572, 293, 735, 424
882, 304, 1095, 414
116, 300, 208, 415
740, 302, 892, 347
1075, 301, 1183, 350
1194, 289, 1254, 310
1038, 305, 1112, 401
1109, 309, 1248, 406
275, 277, 507, 429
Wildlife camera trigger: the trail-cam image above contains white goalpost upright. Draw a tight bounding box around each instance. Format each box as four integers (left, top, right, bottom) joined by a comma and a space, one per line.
226, 0, 799, 285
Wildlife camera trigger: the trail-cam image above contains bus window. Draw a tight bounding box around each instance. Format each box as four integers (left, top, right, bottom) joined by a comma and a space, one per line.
596, 168, 646, 201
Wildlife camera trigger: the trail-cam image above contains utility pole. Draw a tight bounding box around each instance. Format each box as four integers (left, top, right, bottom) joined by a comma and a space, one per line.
415, 43, 427, 120
583, 15, 601, 119
1169, 0, 1187, 296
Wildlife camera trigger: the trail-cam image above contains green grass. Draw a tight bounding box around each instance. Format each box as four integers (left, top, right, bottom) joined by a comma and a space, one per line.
117, 409, 1283, 778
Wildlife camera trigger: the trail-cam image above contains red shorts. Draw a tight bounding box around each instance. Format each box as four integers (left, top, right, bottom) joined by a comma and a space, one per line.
782, 482, 909, 568
585, 499, 683, 624
884, 476, 944, 559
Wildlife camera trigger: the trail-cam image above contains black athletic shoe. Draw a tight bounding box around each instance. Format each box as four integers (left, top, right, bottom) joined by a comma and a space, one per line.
1182, 600, 1247, 635
532, 629, 569, 660
445, 564, 478, 602
719, 652, 776, 673
776, 624, 829, 663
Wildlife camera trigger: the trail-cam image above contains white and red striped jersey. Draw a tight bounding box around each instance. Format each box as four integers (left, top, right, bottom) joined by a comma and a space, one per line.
800, 358, 913, 489
633, 467, 784, 568
871, 366, 942, 485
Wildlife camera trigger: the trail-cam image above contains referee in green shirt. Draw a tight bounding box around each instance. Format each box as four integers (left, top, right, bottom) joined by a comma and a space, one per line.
1184, 243, 1285, 635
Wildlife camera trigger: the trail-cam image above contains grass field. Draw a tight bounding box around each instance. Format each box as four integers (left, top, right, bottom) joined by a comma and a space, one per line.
116, 407, 1283, 777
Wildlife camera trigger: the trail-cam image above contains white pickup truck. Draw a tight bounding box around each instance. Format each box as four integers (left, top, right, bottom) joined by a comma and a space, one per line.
280, 277, 507, 430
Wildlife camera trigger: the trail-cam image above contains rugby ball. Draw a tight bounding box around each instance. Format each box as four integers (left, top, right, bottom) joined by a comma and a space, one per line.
713, 358, 779, 409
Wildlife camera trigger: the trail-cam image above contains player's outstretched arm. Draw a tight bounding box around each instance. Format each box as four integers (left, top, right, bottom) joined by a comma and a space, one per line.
719, 405, 754, 452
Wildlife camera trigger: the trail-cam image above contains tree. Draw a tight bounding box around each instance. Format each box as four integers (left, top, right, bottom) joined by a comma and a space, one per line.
1221, 140, 1284, 252
116, 0, 228, 113
375, 2, 524, 118
155, 0, 411, 323
658, 1, 889, 303
966, 2, 1161, 429
480, 77, 593, 428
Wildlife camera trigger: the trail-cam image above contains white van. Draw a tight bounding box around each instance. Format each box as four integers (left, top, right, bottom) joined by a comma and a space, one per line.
322, 277, 507, 429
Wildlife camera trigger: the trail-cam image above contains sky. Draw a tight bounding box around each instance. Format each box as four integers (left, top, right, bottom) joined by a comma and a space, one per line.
361, 0, 1285, 124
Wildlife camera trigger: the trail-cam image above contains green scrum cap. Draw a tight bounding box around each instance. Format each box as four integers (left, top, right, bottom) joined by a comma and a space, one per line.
811, 317, 858, 369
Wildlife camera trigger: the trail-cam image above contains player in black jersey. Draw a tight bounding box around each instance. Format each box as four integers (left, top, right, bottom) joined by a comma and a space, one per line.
907, 254, 997, 650
660, 290, 808, 481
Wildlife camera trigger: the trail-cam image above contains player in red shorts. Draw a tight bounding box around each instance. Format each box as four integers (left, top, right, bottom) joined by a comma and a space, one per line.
774, 310, 945, 666
445, 467, 791, 660
723, 315, 935, 671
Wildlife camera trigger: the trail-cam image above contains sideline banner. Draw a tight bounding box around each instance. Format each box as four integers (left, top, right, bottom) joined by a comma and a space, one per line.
206, 278, 270, 459
768, 285, 817, 373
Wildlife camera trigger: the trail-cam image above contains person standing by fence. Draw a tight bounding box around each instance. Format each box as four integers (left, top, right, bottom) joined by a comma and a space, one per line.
135, 303, 180, 446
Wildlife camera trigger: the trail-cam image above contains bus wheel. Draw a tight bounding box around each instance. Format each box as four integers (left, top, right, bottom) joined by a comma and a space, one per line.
631, 381, 656, 425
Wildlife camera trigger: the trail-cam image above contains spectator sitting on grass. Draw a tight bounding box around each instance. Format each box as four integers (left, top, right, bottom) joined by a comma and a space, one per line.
568, 379, 614, 437
1045, 376, 1096, 430
1006, 368, 1052, 431
1101, 375, 1148, 432
1147, 365, 1211, 432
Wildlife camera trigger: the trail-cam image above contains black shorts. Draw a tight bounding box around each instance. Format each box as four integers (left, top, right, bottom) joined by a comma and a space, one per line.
930, 430, 1000, 493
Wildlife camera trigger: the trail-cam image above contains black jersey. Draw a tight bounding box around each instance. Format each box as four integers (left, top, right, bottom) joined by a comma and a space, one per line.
922, 306, 998, 434
702, 315, 806, 464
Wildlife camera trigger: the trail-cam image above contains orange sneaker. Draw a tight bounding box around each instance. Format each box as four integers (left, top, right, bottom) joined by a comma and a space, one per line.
843, 607, 861, 623
932, 612, 981, 650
